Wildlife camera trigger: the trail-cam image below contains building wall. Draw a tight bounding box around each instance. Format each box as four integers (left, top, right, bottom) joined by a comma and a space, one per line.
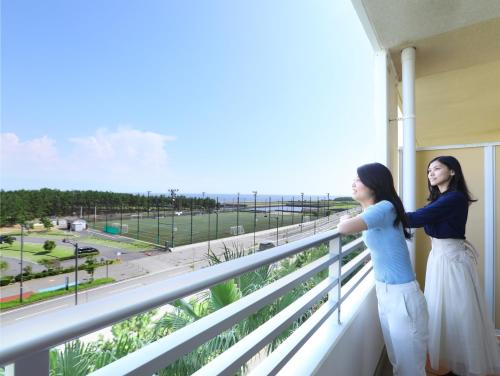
496, 145, 500, 328
414, 148, 485, 291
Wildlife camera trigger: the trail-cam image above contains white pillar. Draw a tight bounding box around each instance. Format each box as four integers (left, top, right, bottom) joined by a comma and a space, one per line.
484, 145, 496, 320
374, 50, 389, 165
401, 47, 416, 268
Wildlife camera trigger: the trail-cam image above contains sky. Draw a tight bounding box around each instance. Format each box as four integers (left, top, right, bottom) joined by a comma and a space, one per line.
1, 0, 375, 197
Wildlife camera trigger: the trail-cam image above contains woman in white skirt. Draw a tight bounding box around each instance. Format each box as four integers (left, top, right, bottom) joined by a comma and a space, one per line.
339, 163, 429, 376
407, 155, 500, 376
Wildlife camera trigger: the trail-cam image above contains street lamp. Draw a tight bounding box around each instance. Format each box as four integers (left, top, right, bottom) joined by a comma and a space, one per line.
268, 197, 271, 229
275, 216, 279, 246
147, 191, 151, 218
208, 206, 211, 249
300, 192, 304, 231
252, 191, 257, 246
62, 238, 79, 305
215, 197, 219, 240
19, 224, 25, 303
326, 192, 330, 220
236, 192, 240, 235
169, 188, 179, 248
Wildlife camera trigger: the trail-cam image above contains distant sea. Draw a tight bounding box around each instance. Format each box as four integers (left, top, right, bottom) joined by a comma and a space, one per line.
181, 193, 340, 203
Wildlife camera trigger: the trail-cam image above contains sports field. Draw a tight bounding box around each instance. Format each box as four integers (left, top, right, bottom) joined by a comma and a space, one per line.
92, 210, 314, 246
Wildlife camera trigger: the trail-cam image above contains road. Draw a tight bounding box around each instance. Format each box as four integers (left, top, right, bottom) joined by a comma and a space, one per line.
0, 209, 359, 326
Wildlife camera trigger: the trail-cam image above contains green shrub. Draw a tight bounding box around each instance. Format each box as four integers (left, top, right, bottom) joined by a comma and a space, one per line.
0, 276, 13, 286
43, 240, 56, 251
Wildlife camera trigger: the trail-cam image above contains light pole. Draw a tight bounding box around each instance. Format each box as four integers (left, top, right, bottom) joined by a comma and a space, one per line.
281, 196, 284, 226
215, 197, 219, 239
236, 192, 240, 235
252, 190, 257, 246
208, 206, 211, 249
156, 201, 160, 244
215, 210, 219, 239
326, 192, 330, 220
62, 238, 79, 305
300, 192, 304, 231
190, 199, 194, 244
275, 217, 279, 246
268, 197, 271, 229
169, 188, 179, 248
147, 191, 151, 218
19, 224, 25, 303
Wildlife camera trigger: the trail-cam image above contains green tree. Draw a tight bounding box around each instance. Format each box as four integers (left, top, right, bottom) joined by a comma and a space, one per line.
84, 256, 98, 282
43, 240, 56, 252
41, 217, 53, 231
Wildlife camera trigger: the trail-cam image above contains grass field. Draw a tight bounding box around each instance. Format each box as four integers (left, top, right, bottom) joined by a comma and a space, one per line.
90, 202, 358, 246
77, 236, 155, 251
0, 229, 76, 238
0, 278, 115, 310
0, 242, 74, 262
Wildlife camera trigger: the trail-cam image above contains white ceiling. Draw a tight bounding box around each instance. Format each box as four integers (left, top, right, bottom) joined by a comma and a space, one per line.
355, 0, 500, 50
351, 0, 500, 146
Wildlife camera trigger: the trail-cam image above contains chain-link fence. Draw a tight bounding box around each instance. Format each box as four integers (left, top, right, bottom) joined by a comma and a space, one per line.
83, 196, 358, 247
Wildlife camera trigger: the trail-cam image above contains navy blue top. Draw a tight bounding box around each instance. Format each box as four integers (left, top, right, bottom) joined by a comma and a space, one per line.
406, 191, 468, 239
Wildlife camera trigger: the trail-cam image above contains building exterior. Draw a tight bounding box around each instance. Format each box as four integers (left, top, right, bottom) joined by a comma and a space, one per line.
70, 219, 86, 232
1, 2, 499, 375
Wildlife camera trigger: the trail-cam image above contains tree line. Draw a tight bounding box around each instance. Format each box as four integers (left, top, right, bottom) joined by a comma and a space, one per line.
0, 189, 216, 227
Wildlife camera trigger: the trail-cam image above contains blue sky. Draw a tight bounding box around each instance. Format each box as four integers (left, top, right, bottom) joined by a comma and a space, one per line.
1, 0, 375, 196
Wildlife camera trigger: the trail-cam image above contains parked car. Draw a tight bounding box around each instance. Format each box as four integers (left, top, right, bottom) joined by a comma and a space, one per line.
77, 246, 99, 254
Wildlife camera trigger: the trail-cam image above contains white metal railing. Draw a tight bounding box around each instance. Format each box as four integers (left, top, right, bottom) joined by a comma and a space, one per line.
0, 229, 370, 376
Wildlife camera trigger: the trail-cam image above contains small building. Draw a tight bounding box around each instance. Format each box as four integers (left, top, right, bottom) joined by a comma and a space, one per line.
70, 219, 87, 232
57, 219, 68, 229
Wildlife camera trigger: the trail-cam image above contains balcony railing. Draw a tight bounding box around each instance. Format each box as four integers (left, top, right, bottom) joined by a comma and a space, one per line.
0, 229, 371, 376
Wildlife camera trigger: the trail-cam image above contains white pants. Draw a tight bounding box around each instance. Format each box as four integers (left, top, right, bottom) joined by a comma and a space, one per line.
375, 280, 429, 376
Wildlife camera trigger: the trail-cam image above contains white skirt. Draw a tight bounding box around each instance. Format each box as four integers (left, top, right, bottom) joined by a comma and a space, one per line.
425, 238, 500, 376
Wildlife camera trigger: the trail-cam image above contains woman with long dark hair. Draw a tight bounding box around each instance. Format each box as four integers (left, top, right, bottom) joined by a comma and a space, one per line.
339, 162, 428, 376
407, 156, 500, 376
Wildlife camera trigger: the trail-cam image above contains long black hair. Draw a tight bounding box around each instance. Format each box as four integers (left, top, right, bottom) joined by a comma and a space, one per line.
357, 163, 412, 239
426, 156, 476, 203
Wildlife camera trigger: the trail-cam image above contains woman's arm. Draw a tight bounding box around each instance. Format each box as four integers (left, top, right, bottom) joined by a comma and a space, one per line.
406, 192, 466, 228
338, 215, 367, 235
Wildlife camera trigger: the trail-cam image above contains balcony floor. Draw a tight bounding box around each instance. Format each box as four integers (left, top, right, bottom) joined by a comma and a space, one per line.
378, 348, 461, 376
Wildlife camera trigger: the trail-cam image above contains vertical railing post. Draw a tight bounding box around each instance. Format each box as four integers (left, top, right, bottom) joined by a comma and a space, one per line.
5, 349, 50, 376
329, 235, 342, 324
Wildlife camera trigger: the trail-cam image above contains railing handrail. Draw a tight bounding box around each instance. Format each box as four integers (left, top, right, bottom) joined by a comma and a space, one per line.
0, 229, 343, 367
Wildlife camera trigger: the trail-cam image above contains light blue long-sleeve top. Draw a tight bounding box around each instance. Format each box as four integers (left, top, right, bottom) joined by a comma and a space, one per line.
360, 200, 415, 284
